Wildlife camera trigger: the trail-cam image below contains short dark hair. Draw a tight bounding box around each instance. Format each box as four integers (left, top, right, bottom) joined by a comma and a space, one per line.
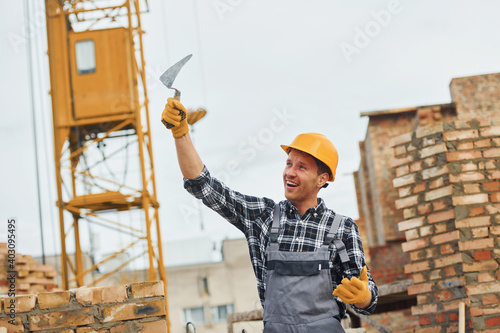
312, 156, 331, 188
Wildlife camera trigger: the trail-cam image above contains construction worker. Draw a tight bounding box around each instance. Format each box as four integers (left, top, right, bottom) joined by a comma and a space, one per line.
162, 98, 378, 332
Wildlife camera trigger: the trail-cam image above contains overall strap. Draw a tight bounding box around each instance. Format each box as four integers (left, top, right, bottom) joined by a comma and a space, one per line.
270, 204, 280, 243
323, 213, 349, 263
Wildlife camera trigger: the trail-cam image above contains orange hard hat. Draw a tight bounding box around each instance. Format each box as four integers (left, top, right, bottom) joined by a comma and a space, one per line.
281, 133, 339, 182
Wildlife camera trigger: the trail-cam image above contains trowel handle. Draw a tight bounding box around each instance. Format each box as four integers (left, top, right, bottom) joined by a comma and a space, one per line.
174, 89, 181, 101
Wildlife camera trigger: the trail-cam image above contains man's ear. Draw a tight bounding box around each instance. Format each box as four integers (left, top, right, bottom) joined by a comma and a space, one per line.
317, 172, 329, 189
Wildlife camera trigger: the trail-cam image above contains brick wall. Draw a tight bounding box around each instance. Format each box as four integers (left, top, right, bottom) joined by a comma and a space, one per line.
0, 244, 59, 295
0, 281, 167, 332
450, 73, 500, 119
391, 117, 500, 332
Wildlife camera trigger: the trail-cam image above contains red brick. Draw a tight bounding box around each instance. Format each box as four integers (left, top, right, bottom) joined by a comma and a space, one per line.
408, 282, 434, 295
484, 148, 500, 158
412, 303, 438, 315
452, 193, 488, 205
443, 266, 458, 277
425, 185, 453, 201
418, 315, 432, 326
390, 133, 412, 147
486, 204, 500, 214
417, 124, 444, 138
474, 250, 492, 260
100, 299, 166, 323
13, 295, 36, 313
446, 150, 482, 161
391, 155, 414, 168
92, 285, 127, 305
404, 261, 430, 274
459, 238, 494, 251
443, 129, 478, 141
462, 260, 498, 272
130, 281, 164, 298
441, 244, 455, 255
483, 294, 499, 305
38, 290, 71, 309
463, 183, 480, 193
410, 160, 424, 172
471, 226, 489, 238
434, 253, 463, 268
414, 183, 427, 194
442, 298, 470, 312
428, 209, 455, 224
450, 172, 485, 183
422, 165, 448, 180
469, 206, 485, 216
420, 143, 447, 158
434, 290, 453, 302
137, 320, 167, 332
480, 126, 500, 136
29, 308, 94, 331
483, 181, 500, 192
395, 195, 419, 209
475, 138, 491, 148
467, 282, 500, 295
429, 177, 445, 190
470, 304, 500, 317
393, 173, 416, 188
432, 199, 448, 211
416, 203, 432, 215
405, 228, 420, 240
76, 288, 93, 306
431, 230, 459, 245
435, 312, 446, 323
485, 316, 500, 327
396, 164, 410, 177
491, 192, 500, 203
402, 238, 429, 252
399, 217, 425, 231
478, 272, 495, 283
455, 216, 490, 228
449, 312, 459, 322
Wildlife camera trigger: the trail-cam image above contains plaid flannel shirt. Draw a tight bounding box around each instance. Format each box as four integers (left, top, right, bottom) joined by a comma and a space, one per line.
184, 166, 378, 317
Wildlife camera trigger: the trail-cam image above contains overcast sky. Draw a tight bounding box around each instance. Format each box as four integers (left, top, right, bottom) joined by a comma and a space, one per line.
1, 0, 500, 265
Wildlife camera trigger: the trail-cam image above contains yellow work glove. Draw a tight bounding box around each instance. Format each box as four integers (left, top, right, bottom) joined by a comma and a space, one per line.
161, 97, 189, 138
333, 266, 370, 305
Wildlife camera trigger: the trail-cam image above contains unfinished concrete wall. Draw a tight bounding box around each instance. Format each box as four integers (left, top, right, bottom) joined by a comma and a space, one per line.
392, 116, 500, 332
0, 281, 166, 332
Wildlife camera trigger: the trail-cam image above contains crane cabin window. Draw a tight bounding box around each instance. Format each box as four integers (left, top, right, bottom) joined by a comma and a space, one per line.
75, 40, 96, 74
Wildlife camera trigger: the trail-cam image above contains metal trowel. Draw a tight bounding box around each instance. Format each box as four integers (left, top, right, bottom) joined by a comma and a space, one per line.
159, 54, 192, 101
159, 54, 192, 128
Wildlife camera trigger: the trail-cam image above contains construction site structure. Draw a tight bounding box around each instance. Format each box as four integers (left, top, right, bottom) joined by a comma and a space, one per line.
44, 0, 170, 331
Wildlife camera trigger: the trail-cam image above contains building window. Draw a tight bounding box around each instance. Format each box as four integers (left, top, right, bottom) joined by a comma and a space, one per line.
211, 304, 235, 323
75, 40, 96, 74
183, 306, 205, 325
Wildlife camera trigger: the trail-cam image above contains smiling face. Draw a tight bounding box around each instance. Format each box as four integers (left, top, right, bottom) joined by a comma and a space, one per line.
283, 149, 329, 213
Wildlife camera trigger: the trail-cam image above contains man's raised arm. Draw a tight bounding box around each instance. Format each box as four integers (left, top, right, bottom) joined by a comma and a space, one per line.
161, 98, 204, 179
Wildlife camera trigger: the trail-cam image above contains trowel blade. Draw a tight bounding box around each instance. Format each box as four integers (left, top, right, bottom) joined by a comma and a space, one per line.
159, 54, 193, 89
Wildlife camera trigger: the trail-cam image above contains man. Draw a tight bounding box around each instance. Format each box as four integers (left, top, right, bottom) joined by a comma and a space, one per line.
162, 98, 377, 332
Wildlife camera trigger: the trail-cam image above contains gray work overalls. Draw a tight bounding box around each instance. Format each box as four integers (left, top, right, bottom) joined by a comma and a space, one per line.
263, 204, 350, 333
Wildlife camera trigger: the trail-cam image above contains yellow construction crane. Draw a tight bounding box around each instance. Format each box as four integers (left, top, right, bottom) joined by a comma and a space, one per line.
44, 0, 171, 331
